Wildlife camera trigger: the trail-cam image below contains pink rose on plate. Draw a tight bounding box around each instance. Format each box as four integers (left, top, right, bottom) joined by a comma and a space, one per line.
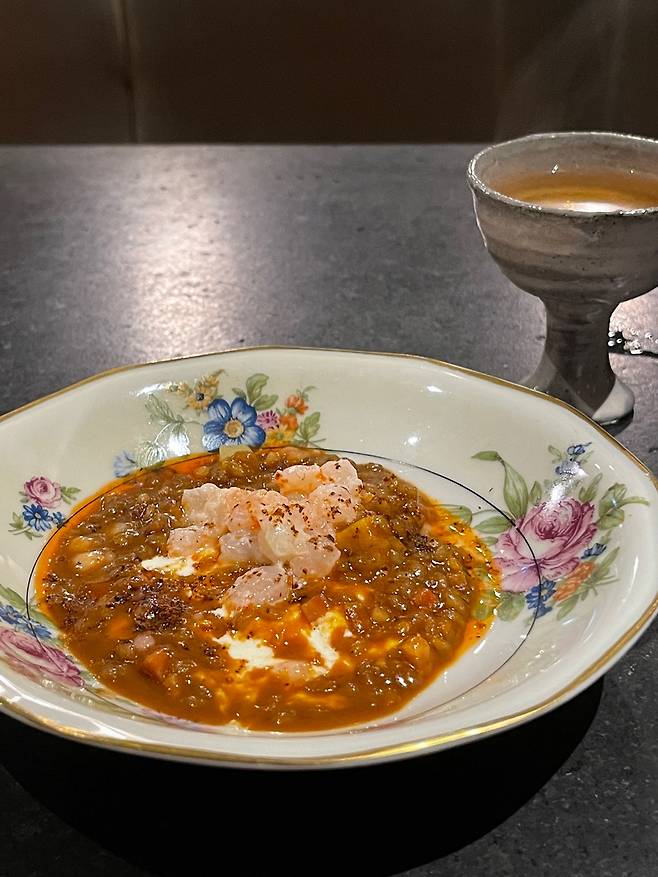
0, 628, 82, 687
23, 476, 62, 509
494, 498, 597, 593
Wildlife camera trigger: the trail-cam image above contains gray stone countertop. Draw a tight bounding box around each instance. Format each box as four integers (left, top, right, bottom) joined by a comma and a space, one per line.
0, 145, 656, 877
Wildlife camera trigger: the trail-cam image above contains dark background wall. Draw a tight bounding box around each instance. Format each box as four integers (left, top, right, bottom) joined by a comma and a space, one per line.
1, 0, 656, 143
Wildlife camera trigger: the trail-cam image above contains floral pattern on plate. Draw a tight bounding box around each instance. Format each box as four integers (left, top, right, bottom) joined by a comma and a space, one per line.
8, 477, 80, 540
462, 442, 649, 621
113, 372, 322, 476
0, 429, 649, 702
0, 584, 82, 687
0, 584, 217, 724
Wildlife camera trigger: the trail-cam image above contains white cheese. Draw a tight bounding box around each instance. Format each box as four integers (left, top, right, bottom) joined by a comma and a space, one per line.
141, 555, 196, 577
303, 610, 346, 670
217, 610, 348, 675
217, 633, 286, 669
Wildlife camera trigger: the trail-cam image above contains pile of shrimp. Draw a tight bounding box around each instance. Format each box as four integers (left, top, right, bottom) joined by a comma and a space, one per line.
164, 458, 362, 612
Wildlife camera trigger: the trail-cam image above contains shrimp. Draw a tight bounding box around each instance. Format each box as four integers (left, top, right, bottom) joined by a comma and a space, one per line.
218, 532, 268, 564
307, 484, 360, 529
320, 459, 362, 492
182, 484, 246, 535
170, 458, 363, 580
256, 504, 311, 563
168, 525, 218, 557
273, 464, 323, 496
223, 562, 292, 611
273, 459, 362, 497
289, 535, 340, 578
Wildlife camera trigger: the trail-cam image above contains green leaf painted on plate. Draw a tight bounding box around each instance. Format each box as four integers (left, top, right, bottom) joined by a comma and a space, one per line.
472, 450, 528, 519
472, 588, 501, 621
476, 514, 512, 535
529, 481, 543, 506
442, 505, 473, 525
623, 496, 650, 506
245, 374, 269, 405
169, 422, 191, 456
502, 462, 529, 520
597, 507, 625, 530
9, 512, 26, 530
0, 584, 26, 610
557, 594, 579, 620
598, 483, 626, 517
135, 440, 167, 469
145, 394, 179, 426
597, 482, 649, 528
8, 513, 39, 539
60, 485, 81, 505
297, 411, 321, 442
253, 393, 278, 412
579, 472, 602, 504
585, 547, 619, 587
496, 592, 526, 621
548, 445, 565, 462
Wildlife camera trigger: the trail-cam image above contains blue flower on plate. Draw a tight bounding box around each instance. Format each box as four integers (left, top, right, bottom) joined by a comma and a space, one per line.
582, 542, 606, 558
202, 398, 266, 450
0, 603, 52, 638
567, 443, 591, 457
555, 461, 580, 477
22, 504, 52, 532
113, 450, 138, 478
525, 580, 556, 618
52, 511, 66, 528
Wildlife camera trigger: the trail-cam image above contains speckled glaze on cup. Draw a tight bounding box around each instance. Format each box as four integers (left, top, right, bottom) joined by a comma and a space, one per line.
468, 132, 658, 424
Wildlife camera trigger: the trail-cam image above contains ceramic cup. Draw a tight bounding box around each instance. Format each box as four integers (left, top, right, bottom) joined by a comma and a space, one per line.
467, 131, 658, 424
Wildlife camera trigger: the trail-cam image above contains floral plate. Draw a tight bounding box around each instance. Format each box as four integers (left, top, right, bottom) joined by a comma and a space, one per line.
0, 348, 656, 768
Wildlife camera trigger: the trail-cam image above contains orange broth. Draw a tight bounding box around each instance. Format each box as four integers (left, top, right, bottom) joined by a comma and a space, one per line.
36, 447, 498, 731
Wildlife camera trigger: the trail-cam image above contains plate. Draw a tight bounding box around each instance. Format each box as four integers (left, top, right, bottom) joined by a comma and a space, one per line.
0, 347, 655, 768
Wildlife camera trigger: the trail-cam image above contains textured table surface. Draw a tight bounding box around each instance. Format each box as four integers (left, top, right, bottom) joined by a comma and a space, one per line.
0, 145, 656, 877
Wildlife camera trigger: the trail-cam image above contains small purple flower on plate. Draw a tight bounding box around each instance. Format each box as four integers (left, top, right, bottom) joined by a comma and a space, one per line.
256, 410, 280, 431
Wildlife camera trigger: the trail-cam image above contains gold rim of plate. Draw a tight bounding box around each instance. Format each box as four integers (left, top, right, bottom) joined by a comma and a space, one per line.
1, 346, 657, 767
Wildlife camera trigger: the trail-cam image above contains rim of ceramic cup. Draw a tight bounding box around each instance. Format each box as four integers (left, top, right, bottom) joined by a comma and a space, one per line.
467, 131, 658, 218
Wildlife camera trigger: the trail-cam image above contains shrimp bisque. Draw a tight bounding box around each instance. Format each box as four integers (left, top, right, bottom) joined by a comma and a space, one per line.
37, 447, 499, 731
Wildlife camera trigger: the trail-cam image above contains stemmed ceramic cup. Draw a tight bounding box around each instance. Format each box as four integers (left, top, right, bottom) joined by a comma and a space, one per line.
468, 132, 658, 424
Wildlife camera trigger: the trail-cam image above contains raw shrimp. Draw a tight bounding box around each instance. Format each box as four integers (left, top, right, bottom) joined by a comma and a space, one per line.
160, 458, 363, 585
273, 463, 323, 496
223, 562, 292, 611
319, 459, 362, 492
168, 525, 217, 557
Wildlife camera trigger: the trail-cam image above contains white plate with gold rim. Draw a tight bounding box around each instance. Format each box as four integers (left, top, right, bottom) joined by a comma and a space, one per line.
0, 347, 656, 768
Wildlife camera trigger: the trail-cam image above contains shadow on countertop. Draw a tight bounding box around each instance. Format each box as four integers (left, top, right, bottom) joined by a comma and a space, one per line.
1, 680, 603, 876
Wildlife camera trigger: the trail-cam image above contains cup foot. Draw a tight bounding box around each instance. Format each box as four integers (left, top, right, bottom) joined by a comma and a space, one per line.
523, 371, 634, 425
590, 377, 635, 425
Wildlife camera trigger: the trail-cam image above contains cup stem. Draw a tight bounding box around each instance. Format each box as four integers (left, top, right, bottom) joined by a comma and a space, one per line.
524, 297, 634, 423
